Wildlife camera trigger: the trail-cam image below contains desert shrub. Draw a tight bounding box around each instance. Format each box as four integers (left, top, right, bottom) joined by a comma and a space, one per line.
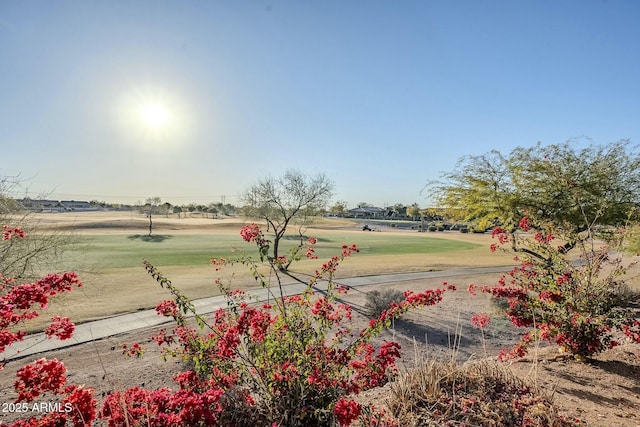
365, 289, 406, 319
388, 360, 584, 427
475, 217, 640, 360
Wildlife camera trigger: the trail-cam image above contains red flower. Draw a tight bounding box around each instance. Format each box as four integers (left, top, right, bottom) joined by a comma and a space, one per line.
539, 290, 562, 302
2, 225, 26, 240
334, 398, 361, 426
155, 300, 179, 317
122, 342, 146, 357
491, 227, 509, 244
471, 312, 491, 329
14, 358, 68, 400
240, 223, 261, 242
211, 257, 227, 271
305, 247, 318, 259
45, 316, 75, 340
498, 343, 527, 361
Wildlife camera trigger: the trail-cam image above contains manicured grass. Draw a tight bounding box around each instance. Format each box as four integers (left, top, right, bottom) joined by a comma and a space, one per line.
332, 233, 478, 256
32, 229, 504, 330
62, 231, 480, 270
63, 234, 241, 269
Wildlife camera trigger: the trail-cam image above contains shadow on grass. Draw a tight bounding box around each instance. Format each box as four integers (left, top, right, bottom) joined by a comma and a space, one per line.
127, 234, 173, 243
281, 234, 331, 242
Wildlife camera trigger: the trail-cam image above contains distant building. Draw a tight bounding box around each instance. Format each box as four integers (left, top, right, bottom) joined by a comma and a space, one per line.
17, 199, 63, 212
60, 200, 94, 211
347, 206, 386, 218
17, 199, 97, 212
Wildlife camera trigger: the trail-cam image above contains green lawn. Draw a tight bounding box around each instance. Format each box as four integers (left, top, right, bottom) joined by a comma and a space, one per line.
63, 234, 241, 269
338, 233, 478, 256
62, 232, 480, 271
31, 230, 496, 329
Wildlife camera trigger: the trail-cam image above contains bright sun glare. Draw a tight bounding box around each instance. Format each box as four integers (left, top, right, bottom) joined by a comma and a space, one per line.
137, 102, 170, 130
115, 85, 192, 151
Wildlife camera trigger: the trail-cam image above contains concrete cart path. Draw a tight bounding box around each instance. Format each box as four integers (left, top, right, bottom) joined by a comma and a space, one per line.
4, 266, 510, 361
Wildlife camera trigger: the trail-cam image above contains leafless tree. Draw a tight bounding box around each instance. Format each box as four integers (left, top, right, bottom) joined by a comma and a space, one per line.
143, 196, 163, 236
242, 170, 334, 269
0, 175, 80, 282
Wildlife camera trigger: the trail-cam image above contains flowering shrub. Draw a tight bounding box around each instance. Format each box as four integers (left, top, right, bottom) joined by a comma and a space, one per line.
1, 226, 96, 426
481, 217, 640, 360
0, 227, 83, 360
108, 223, 451, 426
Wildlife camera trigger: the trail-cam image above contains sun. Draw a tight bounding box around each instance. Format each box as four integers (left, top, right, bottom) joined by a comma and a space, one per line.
137, 102, 170, 130
114, 85, 192, 151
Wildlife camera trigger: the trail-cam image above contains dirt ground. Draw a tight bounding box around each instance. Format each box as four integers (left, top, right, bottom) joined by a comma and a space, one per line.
1, 212, 639, 426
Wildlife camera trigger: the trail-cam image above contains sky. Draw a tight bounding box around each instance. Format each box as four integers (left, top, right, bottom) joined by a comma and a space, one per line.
2, 1, 639, 208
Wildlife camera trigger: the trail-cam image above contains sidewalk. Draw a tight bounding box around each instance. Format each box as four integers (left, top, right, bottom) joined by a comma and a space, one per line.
4, 266, 509, 360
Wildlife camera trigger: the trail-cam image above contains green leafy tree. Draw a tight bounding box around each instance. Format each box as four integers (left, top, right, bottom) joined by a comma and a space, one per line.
434, 140, 640, 363
242, 170, 334, 270
406, 204, 420, 221
219, 203, 236, 216
392, 204, 407, 217
329, 200, 348, 216
207, 204, 219, 218
429, 140, 640, 237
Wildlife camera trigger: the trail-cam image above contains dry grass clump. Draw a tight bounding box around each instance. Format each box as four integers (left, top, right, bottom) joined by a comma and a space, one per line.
364, 288, 405, 319
388, 360, 583, 427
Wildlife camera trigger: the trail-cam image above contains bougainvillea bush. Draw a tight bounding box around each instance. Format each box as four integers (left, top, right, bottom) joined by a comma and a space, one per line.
107, 223, 452, 427
6, 217, 615, 426
3, 222, 452, 427
1, 226, 97, 427
474, 217, 640, 361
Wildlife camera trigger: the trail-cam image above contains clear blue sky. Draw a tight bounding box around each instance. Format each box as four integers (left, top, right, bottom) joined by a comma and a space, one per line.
2, 1, 639, 208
